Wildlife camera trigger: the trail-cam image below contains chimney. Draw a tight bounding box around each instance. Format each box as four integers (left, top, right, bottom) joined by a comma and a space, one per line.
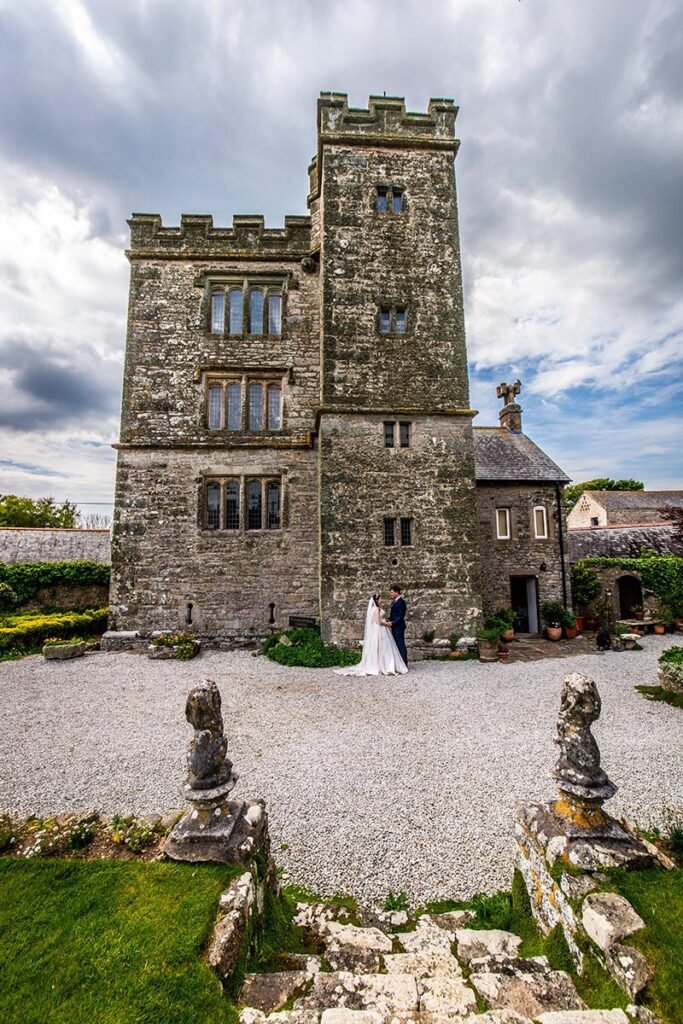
496, 379, 523, 432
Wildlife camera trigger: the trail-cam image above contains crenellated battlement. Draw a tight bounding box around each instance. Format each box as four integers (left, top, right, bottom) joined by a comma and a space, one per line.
127, 212, 312, 260
317, 92, 458, 147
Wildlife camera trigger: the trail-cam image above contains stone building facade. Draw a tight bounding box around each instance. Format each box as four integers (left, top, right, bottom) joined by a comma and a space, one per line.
110, 93, 570, 644
567, 490, 683, 529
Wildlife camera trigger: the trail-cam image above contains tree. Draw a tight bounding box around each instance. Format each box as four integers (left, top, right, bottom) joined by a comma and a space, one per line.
0, 495, 78, 528
564, 478, 644, 513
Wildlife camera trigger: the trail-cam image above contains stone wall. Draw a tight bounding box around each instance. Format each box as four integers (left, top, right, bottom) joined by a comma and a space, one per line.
475, 483, 568, 613
0, 528, 110, 565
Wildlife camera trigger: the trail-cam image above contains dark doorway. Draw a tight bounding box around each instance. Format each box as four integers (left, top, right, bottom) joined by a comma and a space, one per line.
618, 575, 643, 619
510, 576, 540, 633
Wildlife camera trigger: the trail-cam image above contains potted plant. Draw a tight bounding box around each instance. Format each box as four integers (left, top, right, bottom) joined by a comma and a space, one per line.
476, 625, 502, 662
631, 604, 644, 621
494, 607, 515, 642
561, 607, 578, 640
541, 600, 564, 641
43, 636, 87, 661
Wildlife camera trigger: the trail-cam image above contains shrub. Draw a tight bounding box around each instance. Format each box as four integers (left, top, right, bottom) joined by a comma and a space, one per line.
561, 607, 576, 628
570, 564, 601, 607
541, 600, 565, 626
0, 561, 110, 606
0, 582, 16, 613
107, 815, 158, 853
659, 647, 683, 665
43, 636, 83, 647
476, 626, 503, 643
494, 607, 515, 627
263, 628, 360, 668
0, 608, 107, 654
150, 633, 198, 660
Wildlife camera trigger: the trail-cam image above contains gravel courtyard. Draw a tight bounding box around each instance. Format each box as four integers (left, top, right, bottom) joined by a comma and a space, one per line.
1, 637, 681, 905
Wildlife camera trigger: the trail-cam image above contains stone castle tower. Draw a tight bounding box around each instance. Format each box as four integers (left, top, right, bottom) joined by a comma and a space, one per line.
109, 93, 483, 644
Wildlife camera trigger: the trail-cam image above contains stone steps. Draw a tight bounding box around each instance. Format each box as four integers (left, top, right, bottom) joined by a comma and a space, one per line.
237, 902, 643, 1024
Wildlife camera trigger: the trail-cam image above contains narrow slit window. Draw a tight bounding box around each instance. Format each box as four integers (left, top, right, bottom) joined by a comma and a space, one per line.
399, 422, 410, 448
267, 385, 282, 430
225, 481, 240, 530
376, 187, 388, 212
211, 291, 225, 334
384, 421, 395, 448
395, 308, 407, 333
208, 385, 223, 429
206, 482, 220, 530
496, 508, 511, 540
248, 382, 264, 430
249, 289, 264, 335
268, 292, 282, 335
226, 382, 241, 431
229, 288, 243, 335
267, 480, 281, 529
392, 189, 404, 213
246, 480, 262, 530
400, 518, 413, 546
379, 309, 391, 334
534, 506, 548, 539
384, 518, 396, 546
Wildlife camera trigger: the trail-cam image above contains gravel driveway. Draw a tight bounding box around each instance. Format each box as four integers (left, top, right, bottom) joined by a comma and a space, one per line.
1, 637, 681, 905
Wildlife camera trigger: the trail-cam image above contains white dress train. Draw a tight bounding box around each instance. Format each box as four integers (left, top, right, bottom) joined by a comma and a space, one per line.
335, 598, 408, 676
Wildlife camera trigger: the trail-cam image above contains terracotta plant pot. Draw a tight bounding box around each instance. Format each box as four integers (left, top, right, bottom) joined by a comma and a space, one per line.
546, 626, 562, 641
501, 628, 514, 642
563, 625, 577, 640
574, 616, 585, 633
586, 618, 597, 631
654, 624, 665, 635
477, 638, 500, 662
634, 612, 644, 621
498, 651, 509, 662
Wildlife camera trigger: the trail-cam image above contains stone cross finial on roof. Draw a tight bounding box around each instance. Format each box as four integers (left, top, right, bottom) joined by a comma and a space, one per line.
496, 379, 523, 431
497, 379, 521, 406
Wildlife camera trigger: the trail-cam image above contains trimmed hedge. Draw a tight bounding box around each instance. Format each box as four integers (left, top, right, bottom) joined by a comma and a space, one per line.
0, 561, 110, 606
0, 608, 108, 654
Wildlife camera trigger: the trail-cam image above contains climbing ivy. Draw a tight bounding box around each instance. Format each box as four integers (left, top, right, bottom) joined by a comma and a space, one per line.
574, 551, 683, 617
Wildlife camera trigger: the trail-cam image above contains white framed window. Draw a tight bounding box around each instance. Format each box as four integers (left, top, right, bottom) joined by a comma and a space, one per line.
533, 506, 548, 539
496, 508, 511, 540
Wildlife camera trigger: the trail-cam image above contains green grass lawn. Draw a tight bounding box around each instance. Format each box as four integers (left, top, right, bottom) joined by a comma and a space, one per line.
0, 859, 241, 1024
635, 684, 683, 709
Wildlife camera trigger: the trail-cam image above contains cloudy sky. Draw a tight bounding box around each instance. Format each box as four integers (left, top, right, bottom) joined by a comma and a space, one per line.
1, 0, 682, 513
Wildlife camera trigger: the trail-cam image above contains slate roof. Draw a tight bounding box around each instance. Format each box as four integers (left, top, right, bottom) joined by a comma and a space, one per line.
568, 523, 681, 561
586, 490, 683, 510
472, 428, 570, 483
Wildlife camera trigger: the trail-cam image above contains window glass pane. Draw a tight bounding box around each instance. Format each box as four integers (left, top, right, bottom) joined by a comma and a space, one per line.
534, 507, 547, 538
208, 385, 222, 429
376, 188, 388, 212
268, 293, 282, 335
267, 385, 282, 430
249, 290, 264, 335
211, 292, 225, 333
229, 289, 243, 335
379, 309, 391, 334
400, 518, 412, 546
399, 422, 410, 448
267, 481, 281, 529
392, 190, 404, 213
247, 480, 262, 530
395, 308, 407, 333
206, 482, 220, 530
226, 383, 241, 431
496, 508, 510, 539
225, 481, 240, 530
384, 518, 396, 546
248, 382, 263, 430
384, 422, 395, 448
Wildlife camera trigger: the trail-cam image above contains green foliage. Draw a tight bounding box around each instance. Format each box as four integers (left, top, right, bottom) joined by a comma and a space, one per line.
563, 478, 644, 512
0, 494, 78, 528
561, 607, 576, 628
544, 924, 575, 973
383, 890, 409, 912
43, 636, 83, 647
0, 582, 16, 613
448, 632, 461, 651
636, 685, 683, 709
0, 608, 107, 654
263, 628, 361, 668
0, 859, 241, 1024
541, 600, 565, 626
659, 646, 683, 665
575, 551, 683, 617
570, 563, 601, 607
107, 815, 159, 853
494, 607, 515, 627
476, 626, 503, 642
470, 890, 513, 930
151, 632, 198, 660
0, 560, 110, 606
0, 815, 20, 853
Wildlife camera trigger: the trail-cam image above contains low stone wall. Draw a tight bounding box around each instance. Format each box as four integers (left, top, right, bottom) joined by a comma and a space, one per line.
0, 528, 110, 565
23, 584, 110, 612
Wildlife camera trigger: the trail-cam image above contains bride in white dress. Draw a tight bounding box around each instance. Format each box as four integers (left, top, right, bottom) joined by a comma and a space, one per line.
335, 595, 408, 676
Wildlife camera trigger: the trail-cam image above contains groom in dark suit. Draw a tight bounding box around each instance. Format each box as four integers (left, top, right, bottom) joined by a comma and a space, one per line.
387, 585, 408, 666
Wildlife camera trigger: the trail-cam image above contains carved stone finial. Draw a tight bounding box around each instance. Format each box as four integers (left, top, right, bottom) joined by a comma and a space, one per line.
185, 680, 232, 791
496, 379, 523, 431
554, 672, 617, 804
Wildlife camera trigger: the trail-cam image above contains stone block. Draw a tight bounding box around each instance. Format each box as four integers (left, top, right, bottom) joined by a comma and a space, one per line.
581, 893, 645, 951
455, 928, 522, 964
535, 1013, 629, 1024
398, 916, 453, 954
470, 956, 585, 1017
240, 971, 310, 1013
43, 641, 87, 660
207, 872, 256, 981
321, 1011, 382, 1024
299, 972, 418, 1015
605, 943, 653, 999
417, 975, 478, 1017
383, 952, 463, 977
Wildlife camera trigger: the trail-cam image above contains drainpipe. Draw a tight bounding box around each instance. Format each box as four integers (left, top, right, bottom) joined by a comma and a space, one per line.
555, 483, 569, 608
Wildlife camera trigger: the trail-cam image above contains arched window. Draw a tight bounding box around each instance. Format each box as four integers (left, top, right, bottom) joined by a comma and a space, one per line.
249, 289, 264, 335
206, 482, 220, 529
267, 384, 282, 430
228, 288, 243, 335
225, 481, 240, 530
226, 382, 241, 431
246, 480, 262, 530
207, 385, 222, 429
211, 291, 225, 334
268, 292, 282, 335
267, 481, 281, 529
248, 382, 263, 430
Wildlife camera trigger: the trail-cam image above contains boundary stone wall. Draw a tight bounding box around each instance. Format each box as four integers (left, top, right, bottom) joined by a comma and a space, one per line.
0, 528, 111, 565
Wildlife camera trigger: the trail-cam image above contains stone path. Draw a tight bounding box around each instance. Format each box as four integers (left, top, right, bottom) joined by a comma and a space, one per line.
238, 902, 639, 1024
